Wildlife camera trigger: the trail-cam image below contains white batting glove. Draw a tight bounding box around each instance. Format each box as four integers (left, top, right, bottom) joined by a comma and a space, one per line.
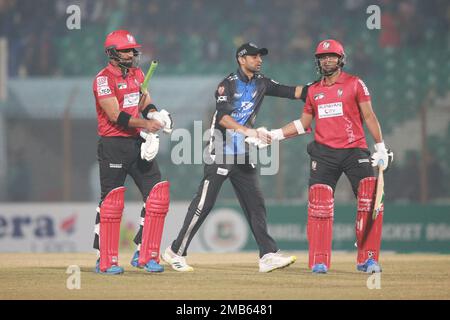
147, 109, 173, 134
140, 131, 160, 162
159, 109, 173, 133
371, 142, 394, 171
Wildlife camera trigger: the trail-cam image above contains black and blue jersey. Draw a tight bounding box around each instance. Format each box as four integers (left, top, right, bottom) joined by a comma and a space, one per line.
208, 68, 298, 156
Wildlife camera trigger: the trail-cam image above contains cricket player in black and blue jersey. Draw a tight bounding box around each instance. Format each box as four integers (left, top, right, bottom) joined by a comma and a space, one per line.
162, 43, 310, 272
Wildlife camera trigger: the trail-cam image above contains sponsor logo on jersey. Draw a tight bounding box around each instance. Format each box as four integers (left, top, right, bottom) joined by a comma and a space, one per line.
98, 86, 112, 96
240, 101, 254, 111
217, 96, 227, 103
337, 89, 343, 97
318, 102, 344, 119
123, 92, 140, 108
117, 83, 127, 90
314, 93, 325, 100
97, 76, 108, 87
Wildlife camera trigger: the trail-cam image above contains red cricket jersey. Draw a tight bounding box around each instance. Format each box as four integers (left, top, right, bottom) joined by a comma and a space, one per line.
93, 63, 145, 137
303, 71, 372, 149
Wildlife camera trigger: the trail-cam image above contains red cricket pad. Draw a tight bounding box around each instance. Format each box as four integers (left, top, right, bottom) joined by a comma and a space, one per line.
138, 181, 170, 266
356, 177, 383, 264
99, 186, 126, 272
307, 184, 334, 269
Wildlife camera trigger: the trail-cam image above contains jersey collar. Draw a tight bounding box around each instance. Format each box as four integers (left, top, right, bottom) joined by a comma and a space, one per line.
320, 70, 347, 86
237, 67, 258, 83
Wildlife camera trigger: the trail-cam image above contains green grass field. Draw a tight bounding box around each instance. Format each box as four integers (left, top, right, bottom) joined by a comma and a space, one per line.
0, 252, 449, 300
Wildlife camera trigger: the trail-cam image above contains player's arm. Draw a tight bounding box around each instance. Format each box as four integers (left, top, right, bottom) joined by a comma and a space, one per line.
359, 100, 382, 144
265, 78, 312, 102
98, 96, 162, 132
273, 112, 314, 139
219, 115, 265, 139
357, 79, 393, 170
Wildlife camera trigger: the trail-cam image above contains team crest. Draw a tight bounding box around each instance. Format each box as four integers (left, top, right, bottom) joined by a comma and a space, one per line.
337, 89, 343, 97
322, 41, 330, 49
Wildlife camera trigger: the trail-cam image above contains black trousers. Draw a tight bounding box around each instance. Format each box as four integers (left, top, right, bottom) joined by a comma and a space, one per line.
307, 141, 375, 197
171, 158, 278, 258
93, 136, 161, 250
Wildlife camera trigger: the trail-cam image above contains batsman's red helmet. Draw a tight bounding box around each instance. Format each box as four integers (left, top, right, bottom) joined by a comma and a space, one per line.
104, 30, 141, 51
315, 39, 345, 58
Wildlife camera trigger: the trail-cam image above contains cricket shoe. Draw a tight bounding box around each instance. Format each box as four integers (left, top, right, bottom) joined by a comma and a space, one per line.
94, 259, 124, 275
357, 258, 382, 273
144, 259, 164, 273
130, 251, 143, 269
312, 263, 328, 274
259, 251, 297, 273
130, 251, 164, 272
161, 246, 194, 272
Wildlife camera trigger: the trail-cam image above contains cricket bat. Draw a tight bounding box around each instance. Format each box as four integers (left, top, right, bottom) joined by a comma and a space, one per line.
140, 60, 158, 140
372, 163, 384, 219
141, 60, 159, 93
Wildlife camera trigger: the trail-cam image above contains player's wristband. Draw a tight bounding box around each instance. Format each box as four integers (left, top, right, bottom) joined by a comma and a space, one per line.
117, 111, 131, 128
141, 104, 157, 119
293, 119, 305, 135
271, 129, 285, 141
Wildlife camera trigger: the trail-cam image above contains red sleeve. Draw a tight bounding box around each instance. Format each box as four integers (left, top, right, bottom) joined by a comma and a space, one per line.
303, 93, 314, 115
93, 74, 116, 100
356, 78, 371, 103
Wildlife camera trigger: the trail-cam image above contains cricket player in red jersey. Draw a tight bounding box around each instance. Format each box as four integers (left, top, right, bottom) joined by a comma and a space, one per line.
92, 30, 173, 274
269, 39, 393, 273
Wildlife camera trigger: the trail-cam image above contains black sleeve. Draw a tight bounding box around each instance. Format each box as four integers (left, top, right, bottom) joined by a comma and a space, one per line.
264, 77, 296, 99
215, 79, 234, 124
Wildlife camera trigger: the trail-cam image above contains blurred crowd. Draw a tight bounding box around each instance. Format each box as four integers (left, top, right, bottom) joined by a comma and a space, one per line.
0, 0, 448, 76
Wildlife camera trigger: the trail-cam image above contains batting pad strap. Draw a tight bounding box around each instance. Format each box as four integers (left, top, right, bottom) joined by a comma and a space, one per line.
142, 104, 157, 119
308, 184, 334, 218
357, 177, 377, 212
117, 111, 131, 128
293, 120, 305, 135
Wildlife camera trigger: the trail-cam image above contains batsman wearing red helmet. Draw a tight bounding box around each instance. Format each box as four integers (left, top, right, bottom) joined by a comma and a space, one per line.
92, 30, 173, 274
269, 39, 393, 273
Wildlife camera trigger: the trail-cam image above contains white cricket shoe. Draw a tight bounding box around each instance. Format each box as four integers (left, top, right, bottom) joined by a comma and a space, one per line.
161, 246, 194, 272
259, 251, 297, 273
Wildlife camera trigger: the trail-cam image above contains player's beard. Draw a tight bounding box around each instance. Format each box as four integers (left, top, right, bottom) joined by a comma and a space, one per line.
321, 64, 339, 76
248, 63, 262, 73
119, 56, 138, 69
